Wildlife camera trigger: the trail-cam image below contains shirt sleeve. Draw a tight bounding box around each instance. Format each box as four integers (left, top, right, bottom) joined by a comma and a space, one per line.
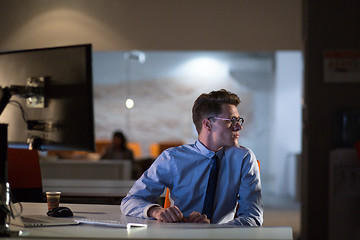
227, 149, 263, 226
120, 150, 172, 218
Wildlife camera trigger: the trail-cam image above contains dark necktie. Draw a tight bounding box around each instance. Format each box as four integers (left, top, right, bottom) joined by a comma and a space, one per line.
202, 155, 219, 222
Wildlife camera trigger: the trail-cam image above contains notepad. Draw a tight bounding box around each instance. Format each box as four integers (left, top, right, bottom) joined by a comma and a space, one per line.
75, 218, 147, 229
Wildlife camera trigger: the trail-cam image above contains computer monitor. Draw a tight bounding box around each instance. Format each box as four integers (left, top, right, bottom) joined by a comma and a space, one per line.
0, 44, 95, 151
0, 44, 95, 234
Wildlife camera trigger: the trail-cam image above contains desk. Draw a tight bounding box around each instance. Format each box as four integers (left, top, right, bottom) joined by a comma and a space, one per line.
42, 179, 136, 204
40, 160, 132, 180
40, 160, 137, 203
6, 203, 293, 240
42, 179, 136, 197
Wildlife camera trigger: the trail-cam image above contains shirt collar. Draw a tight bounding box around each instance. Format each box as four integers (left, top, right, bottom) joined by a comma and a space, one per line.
195, 140, 225, 159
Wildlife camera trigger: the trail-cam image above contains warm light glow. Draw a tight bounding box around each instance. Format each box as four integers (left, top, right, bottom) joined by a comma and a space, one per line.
1, 7, 129, 50
125, 98, 134, 109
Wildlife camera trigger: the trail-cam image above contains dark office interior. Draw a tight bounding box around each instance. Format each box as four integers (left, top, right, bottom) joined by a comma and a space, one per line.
0, 1, 360, 240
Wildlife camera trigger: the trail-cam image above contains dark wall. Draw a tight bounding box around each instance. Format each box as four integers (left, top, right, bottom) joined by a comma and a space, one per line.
302, 1, 360, 239
0, 0, 301, 51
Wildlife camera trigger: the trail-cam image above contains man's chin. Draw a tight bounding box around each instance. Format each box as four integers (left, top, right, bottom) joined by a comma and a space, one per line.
225, 140, 238, 147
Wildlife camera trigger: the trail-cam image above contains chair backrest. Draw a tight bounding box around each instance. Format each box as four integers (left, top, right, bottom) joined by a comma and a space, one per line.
7, 148, 43, 202
164, 188, 171, 208
96, 140, 142, 159
150, 141, 183, 159
163, 160, 260, 209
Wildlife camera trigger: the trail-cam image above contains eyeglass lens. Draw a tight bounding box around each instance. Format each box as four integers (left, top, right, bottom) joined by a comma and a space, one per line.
231, 117, 244, 126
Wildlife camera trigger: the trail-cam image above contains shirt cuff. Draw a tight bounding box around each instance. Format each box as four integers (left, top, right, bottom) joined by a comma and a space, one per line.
144, 204, 161, 219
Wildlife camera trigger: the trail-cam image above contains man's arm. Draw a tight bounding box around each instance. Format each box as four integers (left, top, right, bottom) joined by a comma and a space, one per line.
120, 184, 163, 219
228, 150, 263, 226
121, 151, 172, 218
120, 146, 211, 223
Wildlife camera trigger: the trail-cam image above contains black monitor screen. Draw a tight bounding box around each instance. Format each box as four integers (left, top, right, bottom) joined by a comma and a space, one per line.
0, 44, 95, 151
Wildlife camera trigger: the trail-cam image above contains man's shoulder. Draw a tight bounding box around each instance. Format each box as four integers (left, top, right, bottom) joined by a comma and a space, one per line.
225, 145, 252, 156
156, 143, 201, 168
163, 143, 197, 155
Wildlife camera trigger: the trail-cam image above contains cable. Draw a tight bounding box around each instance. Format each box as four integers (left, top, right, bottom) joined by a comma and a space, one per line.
8, 100, 27, 123
2, 190, 23, 227
0, 183, 23, 225
8, 195, 22, 219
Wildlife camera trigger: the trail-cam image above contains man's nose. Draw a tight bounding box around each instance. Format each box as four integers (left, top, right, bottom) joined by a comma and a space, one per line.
233, 122, 242, 131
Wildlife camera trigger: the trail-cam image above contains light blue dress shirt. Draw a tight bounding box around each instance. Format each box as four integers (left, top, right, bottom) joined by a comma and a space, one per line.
121, 140, 263, 226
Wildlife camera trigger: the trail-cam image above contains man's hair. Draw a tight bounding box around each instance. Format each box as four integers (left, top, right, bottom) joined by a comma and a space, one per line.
192, 89, 241, 133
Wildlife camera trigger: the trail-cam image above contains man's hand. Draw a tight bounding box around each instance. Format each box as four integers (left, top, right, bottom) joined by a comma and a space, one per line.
184, 211, 210, 224
148, 206, 210, 224
148, 206, 184, 223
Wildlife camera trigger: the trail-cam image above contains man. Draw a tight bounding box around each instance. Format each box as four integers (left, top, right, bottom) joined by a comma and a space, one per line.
121, 89, 263, 225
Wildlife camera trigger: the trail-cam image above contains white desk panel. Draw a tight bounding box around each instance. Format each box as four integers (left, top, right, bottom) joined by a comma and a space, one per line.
7, 203, 293, 240
42, 179, 136, 197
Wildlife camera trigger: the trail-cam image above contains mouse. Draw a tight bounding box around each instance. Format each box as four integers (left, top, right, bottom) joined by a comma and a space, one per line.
47, 207, 73, 217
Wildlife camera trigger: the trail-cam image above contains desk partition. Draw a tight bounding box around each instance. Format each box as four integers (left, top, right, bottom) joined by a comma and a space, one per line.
40, 160, 135, 204
40, 160, 132, 180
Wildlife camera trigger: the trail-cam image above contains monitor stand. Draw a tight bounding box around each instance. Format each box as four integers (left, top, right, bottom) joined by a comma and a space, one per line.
0, 82, 46, 236
0, 124, 10, 236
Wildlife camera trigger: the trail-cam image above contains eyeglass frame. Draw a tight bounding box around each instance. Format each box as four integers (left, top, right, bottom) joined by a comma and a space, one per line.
207, 116, 245, 127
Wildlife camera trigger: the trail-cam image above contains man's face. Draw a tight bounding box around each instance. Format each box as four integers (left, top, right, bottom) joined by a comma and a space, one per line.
210, 104, 242, 148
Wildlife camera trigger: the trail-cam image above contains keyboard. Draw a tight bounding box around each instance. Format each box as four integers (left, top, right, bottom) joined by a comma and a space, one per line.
75, 218, 147, 228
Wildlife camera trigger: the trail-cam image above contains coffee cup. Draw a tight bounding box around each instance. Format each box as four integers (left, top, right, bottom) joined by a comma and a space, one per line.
46, 192, 61, 210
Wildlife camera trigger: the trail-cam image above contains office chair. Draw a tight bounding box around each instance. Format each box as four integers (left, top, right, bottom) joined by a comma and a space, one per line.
164, 160, 260, 209
7, 148, 44, 202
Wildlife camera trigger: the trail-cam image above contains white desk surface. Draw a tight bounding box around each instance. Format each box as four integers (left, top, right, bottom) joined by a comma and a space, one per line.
7, 203, 293, 240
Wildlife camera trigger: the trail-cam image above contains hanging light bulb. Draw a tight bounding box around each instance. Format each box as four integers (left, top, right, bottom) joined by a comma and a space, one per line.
124, 51, 145, 111
125, 98, 134, 109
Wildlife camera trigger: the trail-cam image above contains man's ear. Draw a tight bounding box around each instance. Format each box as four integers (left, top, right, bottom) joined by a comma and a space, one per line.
203, 118, 212, 132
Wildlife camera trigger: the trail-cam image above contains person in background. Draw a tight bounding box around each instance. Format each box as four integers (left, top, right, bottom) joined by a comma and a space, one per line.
101, 131, 134, 162
121, 89, 262, 225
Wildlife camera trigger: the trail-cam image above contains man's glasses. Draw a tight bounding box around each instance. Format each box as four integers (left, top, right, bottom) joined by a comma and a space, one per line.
208, 116, 245, 127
